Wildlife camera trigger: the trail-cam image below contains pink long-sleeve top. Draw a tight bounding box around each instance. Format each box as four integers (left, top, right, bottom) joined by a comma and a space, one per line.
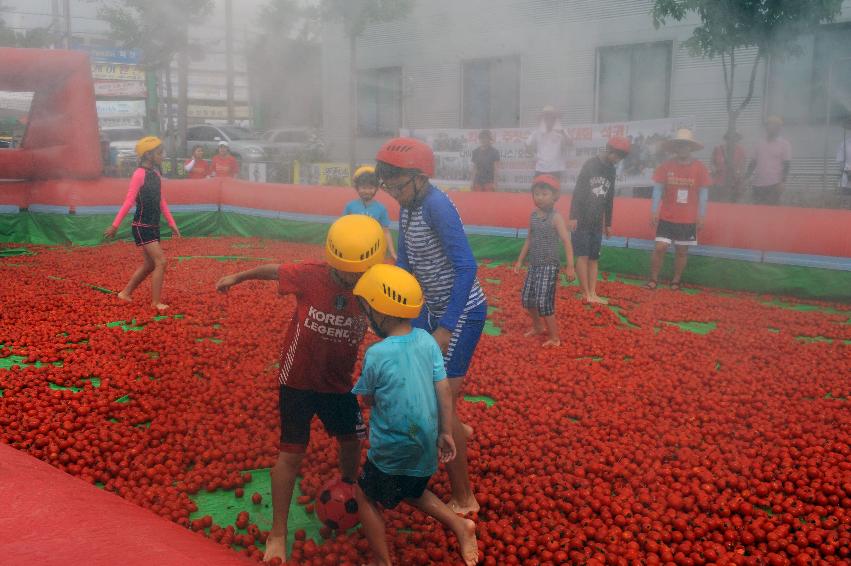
111, 167, 177, 229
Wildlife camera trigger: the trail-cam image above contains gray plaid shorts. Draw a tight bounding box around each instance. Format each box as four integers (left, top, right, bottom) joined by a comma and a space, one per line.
521, 264, 559, 316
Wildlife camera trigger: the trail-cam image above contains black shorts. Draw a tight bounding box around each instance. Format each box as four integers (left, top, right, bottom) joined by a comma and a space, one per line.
655, 220, 697, 247
358, 459, 430, 509
571, 228, 604, 260
278, 385, 365, 452
132, 224, 160, 247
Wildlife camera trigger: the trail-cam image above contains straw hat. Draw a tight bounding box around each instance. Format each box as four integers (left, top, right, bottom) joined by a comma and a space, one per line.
663, 128, 703, 152
765, 115, 784, 127
541, 105, 559, 115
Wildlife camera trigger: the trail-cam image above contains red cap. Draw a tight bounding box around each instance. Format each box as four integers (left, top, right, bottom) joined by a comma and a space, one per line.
375, 137, 435, 177
532, 174, 560, 192
607, 136, 631, 154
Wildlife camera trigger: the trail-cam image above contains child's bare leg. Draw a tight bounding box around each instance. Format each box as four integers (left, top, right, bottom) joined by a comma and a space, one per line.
541, 315, 560, 347
650, 242, 668, 283
264, 450, 304, 562
143, 242, 168, 310
446, 379, 478, 516
118, 253, 154, 301
523, 308, 545, 336
672, 245, 689, 284
575, 256, 591, 300
587, 260, 608, 304
409, 489, 479, 566
355, 485, 392, 566
337, 436, 360, 481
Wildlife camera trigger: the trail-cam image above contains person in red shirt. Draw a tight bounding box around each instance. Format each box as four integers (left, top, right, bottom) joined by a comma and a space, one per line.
183, 145, 210, 179
214, 214, 385, 563
646, 129, 710, 291
210, 141, 239, 178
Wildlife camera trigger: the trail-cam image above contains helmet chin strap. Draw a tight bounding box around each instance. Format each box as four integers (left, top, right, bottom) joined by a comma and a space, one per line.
405, 175, 428, 210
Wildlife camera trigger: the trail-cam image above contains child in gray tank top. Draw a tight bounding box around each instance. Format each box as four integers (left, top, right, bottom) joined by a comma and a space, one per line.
513, 174, 575, 347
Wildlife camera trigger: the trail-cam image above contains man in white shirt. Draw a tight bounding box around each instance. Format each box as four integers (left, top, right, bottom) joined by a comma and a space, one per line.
837, 116, 851, 195
747, 115, 792, 205
526, 105, 571, 181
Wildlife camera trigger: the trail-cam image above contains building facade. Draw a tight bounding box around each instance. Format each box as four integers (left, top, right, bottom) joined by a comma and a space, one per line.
321, 0, 851, 206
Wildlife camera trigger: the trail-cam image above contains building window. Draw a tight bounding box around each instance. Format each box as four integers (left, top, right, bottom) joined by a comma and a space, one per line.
462, 56, 520, 129
767, 24, 851, 125
596, 42, 672, 122
357, 67, 401, 137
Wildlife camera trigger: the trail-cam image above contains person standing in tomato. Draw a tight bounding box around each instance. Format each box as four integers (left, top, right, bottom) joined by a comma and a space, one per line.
183, 145, 210, 179
210, 141, 240, 178
646, 129, 711, 291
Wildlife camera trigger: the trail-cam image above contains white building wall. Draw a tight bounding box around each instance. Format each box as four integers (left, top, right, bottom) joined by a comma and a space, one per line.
322, 0, 851, 200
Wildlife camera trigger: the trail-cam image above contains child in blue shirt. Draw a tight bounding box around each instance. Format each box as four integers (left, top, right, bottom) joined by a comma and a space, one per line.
352, 264, 479, 566
344, 166, 397, 260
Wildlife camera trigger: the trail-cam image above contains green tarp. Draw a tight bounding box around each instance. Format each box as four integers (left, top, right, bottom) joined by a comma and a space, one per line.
2, 210, 850, 300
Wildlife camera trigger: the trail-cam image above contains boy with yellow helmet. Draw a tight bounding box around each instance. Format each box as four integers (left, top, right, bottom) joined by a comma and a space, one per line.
351, 264, 479, 566
215, 214, 385, 563
104, 136, 180, 311
343, 165, 397, 260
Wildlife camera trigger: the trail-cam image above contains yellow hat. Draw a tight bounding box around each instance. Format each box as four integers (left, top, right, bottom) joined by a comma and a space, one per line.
135, 136, 162, 158
353, 264, 423, 319
353, 165, 375, 182
325, 214, 386, 273
765, 115, 784, 127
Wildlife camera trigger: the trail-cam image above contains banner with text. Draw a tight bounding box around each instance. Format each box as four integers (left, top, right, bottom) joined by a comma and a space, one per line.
94, 80, 148, 98
91, 62, 146, 82
401, 116, 696, 191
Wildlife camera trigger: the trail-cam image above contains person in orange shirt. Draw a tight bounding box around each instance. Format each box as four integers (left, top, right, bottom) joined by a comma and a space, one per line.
184, 145, 211, 179
210, 141, 240, 178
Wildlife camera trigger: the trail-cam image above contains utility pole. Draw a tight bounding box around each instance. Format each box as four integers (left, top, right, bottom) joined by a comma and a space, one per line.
225, 0, 234, 125
62, 0, 71, 49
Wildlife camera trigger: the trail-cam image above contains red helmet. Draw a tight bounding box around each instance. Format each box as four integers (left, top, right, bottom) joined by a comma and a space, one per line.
607, 136, 631, 154
375, 137, 435, 177
532, 174, 560, 192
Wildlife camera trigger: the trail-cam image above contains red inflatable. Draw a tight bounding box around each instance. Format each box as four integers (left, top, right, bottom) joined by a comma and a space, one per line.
0, 48, 102, 180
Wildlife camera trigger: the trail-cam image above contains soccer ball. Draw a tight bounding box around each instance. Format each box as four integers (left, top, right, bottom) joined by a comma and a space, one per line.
316, 478, 360, 531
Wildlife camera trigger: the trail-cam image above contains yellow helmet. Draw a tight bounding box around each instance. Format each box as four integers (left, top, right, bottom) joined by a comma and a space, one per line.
135, 136, 162, 158
353, 264, 423, 319
325, 214, 386, 273
353, 165, 375, 181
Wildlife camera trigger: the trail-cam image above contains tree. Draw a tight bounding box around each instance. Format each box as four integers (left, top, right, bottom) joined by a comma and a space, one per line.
653, 0, 843, 192
0, 3, 59, 48
319, 0, 414, 171
97, 0, 213, 167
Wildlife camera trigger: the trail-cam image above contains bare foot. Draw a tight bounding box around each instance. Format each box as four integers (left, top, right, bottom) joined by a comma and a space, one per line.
542, 339, 561, 348
448, 498, 480, 516
588, 295, 609, 305
263, 534, 286, 562
456, 518, 479, 566
117, 292, 132, 302
152, 303, 169, 311
523, 328, 545, 337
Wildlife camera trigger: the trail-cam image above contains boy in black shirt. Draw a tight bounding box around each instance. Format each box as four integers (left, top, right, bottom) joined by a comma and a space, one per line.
471, 130, 500, 191
568, 136, 630, 304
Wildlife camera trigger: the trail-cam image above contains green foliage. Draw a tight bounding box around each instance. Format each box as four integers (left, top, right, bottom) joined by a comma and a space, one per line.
0, 2, 59, 47
652, 0, 844, 60
97, 0, 213, 67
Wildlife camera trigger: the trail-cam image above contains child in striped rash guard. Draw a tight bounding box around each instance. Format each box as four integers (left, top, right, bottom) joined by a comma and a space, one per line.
375, 137, 486, 517
514, 174, 575, 347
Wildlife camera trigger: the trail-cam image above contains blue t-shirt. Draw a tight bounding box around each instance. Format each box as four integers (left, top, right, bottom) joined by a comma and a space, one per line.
352, 328, 447, 477
343, 199, 391, 228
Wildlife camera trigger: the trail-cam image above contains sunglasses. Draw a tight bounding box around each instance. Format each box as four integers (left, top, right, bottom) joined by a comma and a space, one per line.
379, 175, 416, 194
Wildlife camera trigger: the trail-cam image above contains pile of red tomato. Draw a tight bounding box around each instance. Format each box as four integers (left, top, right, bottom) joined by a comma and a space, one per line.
0, 239, 848, 565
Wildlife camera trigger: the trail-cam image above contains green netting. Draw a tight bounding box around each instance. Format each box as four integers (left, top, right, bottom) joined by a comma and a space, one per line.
189, 468, 325, 554
3, 211, 851, 300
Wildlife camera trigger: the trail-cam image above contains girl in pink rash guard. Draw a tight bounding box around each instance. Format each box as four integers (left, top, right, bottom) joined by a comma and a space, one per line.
103, 136, 180, 311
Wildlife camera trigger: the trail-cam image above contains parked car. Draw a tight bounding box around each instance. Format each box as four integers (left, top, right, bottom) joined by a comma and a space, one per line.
185, 124, 269, 162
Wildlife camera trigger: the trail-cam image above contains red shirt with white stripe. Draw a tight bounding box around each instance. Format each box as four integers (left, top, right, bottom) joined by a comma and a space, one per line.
276, 262, 367, 393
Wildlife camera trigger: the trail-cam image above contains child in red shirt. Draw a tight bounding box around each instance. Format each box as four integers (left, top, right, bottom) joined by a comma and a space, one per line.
646, 129, 710, 291
184, 145, 210, 179
210, 141, 239, 178
215, 214, 386, 563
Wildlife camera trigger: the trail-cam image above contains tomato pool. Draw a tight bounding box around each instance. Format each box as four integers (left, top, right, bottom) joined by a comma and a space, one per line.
1, 239, 848, 565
